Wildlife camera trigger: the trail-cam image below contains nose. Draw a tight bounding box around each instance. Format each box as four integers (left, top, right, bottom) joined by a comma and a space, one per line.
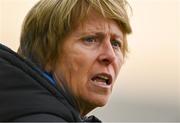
98, 40, 116, 66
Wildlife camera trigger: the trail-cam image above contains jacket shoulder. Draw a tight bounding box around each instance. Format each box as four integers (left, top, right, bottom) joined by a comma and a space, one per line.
13, 114, 67, 122
0, 43, 81, 122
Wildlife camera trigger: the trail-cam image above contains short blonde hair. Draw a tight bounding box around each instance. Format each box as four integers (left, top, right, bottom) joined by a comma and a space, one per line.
18, 0, 132, 69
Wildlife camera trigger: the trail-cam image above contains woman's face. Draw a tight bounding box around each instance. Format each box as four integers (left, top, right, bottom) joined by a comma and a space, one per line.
54, 12, 124, 113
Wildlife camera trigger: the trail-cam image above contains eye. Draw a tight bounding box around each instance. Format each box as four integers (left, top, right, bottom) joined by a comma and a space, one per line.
82, 36, 97, 45
111, 40, 122, 49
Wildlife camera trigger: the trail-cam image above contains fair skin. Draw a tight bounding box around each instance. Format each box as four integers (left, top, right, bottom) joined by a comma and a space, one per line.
53, 12, 125, 116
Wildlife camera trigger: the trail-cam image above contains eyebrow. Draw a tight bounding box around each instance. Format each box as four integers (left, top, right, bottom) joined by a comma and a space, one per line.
75, 31, 123, 41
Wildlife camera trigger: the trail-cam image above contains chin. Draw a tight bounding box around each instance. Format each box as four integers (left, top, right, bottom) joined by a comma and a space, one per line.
97, 99, 108, 107
89, 95, 110, 107
78, 95, 110, 116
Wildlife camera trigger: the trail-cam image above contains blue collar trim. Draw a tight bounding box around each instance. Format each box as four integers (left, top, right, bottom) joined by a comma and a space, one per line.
42, 71, 56, 86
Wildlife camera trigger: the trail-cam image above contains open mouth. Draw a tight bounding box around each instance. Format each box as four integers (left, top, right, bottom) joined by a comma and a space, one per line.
91, 73, 112, 86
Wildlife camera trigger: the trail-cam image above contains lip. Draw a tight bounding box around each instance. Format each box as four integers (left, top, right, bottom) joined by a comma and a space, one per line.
89, 72, 113, 89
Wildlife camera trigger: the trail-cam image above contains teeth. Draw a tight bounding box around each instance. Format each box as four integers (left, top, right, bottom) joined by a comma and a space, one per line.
98, 75, 109, 80
91, 74, 111, 85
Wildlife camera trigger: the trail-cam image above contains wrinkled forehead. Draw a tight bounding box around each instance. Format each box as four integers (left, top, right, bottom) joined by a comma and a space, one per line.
72, 11, 124, 39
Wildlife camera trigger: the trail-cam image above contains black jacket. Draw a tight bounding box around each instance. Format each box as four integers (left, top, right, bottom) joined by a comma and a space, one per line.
0, 43, 101, 122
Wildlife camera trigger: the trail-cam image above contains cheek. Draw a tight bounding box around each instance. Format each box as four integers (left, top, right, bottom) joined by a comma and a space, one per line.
118, 58, 124, 70
63, 53, 93, 95
68, 54, 88, 73
114, 56, 124, 78
63, 52, 92, 84
67, 46, 97, 73
115, 50, 124, 62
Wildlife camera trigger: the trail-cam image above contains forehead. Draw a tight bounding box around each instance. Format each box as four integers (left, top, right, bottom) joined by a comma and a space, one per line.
73, 12, 124, 39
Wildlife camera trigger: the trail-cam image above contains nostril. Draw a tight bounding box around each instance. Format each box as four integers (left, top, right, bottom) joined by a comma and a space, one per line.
101, 59, 111, 66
